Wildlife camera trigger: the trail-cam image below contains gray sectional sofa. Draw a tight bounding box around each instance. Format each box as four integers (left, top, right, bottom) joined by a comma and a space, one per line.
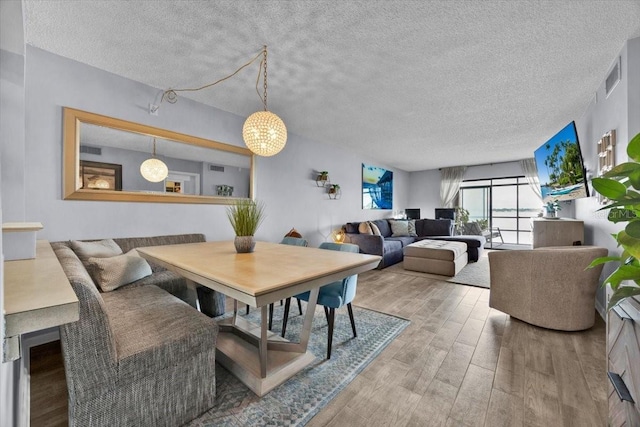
51, 233, 225, 426
344, 218, 486, 269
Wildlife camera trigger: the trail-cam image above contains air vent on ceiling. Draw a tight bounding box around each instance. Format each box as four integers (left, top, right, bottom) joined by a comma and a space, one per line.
209, 165, 225, 172
80, 145, 102, 155
606, 56, 621, 98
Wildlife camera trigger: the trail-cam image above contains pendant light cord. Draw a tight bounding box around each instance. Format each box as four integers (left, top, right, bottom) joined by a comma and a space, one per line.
160, 46, 269, 110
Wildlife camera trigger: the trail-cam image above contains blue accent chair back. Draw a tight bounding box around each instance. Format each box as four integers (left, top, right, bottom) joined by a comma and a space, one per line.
280, 237, 309, 247
282, 242, 361, 359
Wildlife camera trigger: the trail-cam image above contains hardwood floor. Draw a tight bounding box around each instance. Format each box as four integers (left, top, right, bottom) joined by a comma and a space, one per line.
30, 267, 607, 426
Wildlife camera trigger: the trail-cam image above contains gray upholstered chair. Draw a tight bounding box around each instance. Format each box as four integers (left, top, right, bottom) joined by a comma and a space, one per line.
488, 246, 608, 331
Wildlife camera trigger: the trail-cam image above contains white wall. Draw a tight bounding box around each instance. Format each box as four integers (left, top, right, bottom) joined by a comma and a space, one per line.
574, 37, 640, 316
22, 46, 408, 248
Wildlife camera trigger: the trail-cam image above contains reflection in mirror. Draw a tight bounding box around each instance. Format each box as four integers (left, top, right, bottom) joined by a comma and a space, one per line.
63, 108, 254, 204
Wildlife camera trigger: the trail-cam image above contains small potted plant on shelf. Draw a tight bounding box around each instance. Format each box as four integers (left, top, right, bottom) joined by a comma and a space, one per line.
226, 199, 265, 253
316, 171, 329, 187
589, 132, 640, 310
328, 184, 341, 199
544, 200, 561, 218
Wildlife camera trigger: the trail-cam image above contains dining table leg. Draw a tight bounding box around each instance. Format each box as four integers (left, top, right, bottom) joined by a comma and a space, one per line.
260, 305, 268, 378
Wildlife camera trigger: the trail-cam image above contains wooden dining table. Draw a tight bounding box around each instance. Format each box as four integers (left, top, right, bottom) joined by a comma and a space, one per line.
137, 240, 381, 396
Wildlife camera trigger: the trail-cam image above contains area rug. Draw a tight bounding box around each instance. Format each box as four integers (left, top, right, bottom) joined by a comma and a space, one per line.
187, 304, 410, 426
385, 254, 490, 288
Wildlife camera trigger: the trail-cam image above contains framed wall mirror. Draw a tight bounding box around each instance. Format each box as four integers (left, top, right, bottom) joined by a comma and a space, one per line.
63, 107, 254, 204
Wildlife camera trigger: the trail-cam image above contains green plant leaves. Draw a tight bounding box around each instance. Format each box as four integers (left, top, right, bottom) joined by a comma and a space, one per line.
603, 161, 640, 178
592, 133, 640, 311
591, 177, 627, 199
603, 264, 640, 289
607, 285, 640, 310
588, 256, 622, 268
617, 230, 640, 259
626, 221, 640, 239
626, 133, 640, 162
608, 209, 636, 223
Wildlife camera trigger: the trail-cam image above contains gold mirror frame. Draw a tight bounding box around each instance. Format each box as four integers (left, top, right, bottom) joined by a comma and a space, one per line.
63, 107, 254, 204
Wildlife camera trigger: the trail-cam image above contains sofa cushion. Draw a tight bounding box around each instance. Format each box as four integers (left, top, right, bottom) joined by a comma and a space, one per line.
71, 239, 123, 263
389, 219, 410, 237
359, 222, 373, 235
408, 220, 418, 237
415, 219, 453, 237
372, 219, 392, 237
86, 250, 153, 292
113, 234, 206, 273
345, 222, 360, 234
383, 239, 402, 254
369, 221, 382, 236
100, 285, 217, 382
386, 236, 416, 247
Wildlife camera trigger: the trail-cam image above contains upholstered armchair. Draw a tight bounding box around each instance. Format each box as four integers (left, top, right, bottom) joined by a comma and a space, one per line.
488, 246, 607, 331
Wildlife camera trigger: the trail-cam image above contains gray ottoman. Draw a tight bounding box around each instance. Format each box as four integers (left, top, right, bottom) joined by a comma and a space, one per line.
403, 239, 468, 276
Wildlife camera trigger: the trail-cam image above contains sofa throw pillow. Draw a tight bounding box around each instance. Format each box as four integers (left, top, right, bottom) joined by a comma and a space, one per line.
70, 239, 123, 263
407, 220, 418, 237
359, 221, 373, 235
369, 221, 382, 236
86, 249, 152, 292
390, 219, 410, 237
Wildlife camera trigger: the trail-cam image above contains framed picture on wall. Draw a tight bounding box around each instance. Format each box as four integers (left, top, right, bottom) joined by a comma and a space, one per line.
80, 160, 122, 190
362, 163, 393, 209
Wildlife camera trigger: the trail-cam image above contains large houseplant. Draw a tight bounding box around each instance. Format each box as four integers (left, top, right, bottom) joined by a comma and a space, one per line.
589, 132, 640, 309
226, 199, 265, 253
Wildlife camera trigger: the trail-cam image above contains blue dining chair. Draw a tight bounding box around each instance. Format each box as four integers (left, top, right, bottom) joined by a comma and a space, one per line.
282, 242, 359, 359
246, 236, 309, 331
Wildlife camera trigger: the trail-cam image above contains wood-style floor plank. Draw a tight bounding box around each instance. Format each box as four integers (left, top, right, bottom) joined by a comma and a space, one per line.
29, 264, 608, 427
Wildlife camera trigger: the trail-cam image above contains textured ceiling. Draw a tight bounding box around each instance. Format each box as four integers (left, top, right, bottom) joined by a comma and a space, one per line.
22, 1, 640, 171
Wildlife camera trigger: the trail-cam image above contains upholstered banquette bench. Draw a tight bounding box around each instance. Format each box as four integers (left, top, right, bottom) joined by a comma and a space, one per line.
51, 233, 225, 427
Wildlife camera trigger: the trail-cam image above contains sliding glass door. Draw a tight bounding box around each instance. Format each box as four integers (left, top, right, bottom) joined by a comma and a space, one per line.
460, 176, 540, 246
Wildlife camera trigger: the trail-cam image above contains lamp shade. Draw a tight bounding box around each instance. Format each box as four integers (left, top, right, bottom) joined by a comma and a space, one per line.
140, 158, 169, 182
242, 110, 287, 156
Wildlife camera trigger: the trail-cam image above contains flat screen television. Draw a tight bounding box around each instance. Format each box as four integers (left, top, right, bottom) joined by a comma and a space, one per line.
435, 208, 456, 220
533, 121, 589, 203
405, 208, 421, 220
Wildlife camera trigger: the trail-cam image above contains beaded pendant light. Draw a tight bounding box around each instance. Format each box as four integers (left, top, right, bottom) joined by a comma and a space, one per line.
140, 138, 168, 182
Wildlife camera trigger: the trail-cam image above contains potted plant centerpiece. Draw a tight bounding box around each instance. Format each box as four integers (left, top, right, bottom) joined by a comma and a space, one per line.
589, 132, 640, 309
226, 199, 265, 253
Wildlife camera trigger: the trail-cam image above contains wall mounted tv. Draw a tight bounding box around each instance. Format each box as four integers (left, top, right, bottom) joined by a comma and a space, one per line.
533, 121, 589, 203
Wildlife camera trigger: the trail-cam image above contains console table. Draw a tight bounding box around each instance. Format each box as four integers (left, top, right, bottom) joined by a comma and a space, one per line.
3, 240, 79, 361
531, 218, 584, 248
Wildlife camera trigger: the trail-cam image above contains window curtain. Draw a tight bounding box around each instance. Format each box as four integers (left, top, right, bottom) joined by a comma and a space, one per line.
519, 158, 542, 201
440, 166, 467, 208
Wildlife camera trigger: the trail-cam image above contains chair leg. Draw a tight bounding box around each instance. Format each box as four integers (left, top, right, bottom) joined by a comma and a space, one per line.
297, 298, 303, 315
268, 303, 274, 330
347, 303, 357, 338
281, 298, 291, 337
327, 308, 335, 359
323, 306, 330, 323
245, 304, 250, 315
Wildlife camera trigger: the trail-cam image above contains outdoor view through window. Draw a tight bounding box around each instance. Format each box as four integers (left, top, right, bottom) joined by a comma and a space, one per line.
460, 177, 541, 245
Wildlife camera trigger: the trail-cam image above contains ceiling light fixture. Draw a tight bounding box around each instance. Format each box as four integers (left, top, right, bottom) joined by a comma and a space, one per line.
140, 138, 169, 182
155, 46, 287, 157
